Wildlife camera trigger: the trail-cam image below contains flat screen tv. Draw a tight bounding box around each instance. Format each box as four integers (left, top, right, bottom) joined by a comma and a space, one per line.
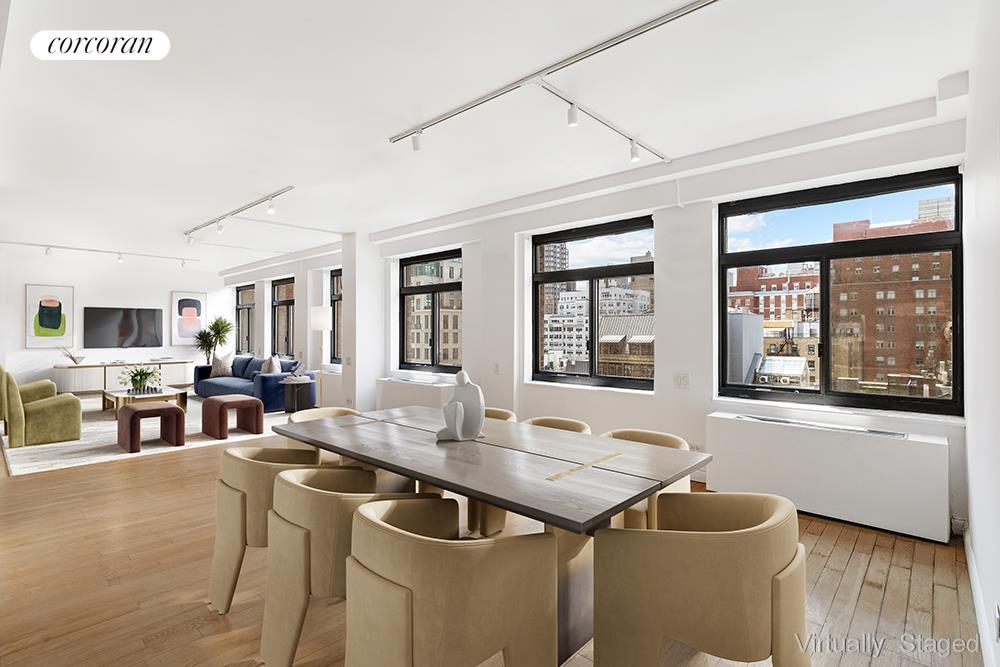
83, 307, 163, 348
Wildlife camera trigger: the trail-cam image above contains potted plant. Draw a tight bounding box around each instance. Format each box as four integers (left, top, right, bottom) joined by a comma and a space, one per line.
194, 317, 235, 363
119, 365, 161, 394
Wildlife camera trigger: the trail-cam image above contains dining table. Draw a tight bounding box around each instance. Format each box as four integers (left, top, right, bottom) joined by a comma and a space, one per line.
273, 404, 713, 662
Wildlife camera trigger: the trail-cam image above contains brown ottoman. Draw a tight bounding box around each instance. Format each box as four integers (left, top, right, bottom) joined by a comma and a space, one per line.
202, 394, 264, 440
117, 401, 185, 453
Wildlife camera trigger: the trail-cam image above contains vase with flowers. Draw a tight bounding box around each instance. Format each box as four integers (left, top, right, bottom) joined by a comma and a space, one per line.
119, 365, 161, 394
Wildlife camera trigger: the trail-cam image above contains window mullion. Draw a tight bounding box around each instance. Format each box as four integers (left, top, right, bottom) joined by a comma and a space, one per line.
589, 278, 598, 379
819, 255, 831, 396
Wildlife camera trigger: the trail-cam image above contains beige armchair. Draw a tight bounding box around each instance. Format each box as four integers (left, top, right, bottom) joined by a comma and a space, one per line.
594, 492, 808, 667
602, 429, 690, 529
285, 406, 359, 463
208, 446, 326, 614
284, 406, 413, 492
523, 415, 591, 434
260, 469, 438, 667
346, 498, 558, 667
465, 407, 518, 535
3, 373, 80, 447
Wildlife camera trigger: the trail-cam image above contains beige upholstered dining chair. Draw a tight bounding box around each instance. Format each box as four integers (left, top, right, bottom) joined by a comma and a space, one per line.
208, 445, 326, 614
285, 406, 414, 492
285, 406, 360, 463
465, 407, 518, 535
594, 492, 808, 667
602, 429, 690, 529
484, 406, 516, 422
522, 415, 592, 434
346, 498, 558, 667
260, 469, 438, 667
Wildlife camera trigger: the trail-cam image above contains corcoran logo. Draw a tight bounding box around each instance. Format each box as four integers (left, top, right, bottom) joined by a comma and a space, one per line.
31, 30, 170, 60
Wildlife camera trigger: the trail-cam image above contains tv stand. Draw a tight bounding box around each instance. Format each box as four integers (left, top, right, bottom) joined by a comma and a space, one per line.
53, 359, 195, 394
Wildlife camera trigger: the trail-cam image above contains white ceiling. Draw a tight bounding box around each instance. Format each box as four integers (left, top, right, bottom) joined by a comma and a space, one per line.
0, 0, 975, 271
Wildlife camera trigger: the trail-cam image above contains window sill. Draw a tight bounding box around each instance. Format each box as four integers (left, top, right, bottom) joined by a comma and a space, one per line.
387, 369, 458, 386
523, 379, 656, 397
713, 395, 966, 427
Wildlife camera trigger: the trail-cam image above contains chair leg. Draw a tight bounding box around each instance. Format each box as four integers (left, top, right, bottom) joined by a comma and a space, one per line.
467, 498, 482, 533
479, 504, 507, 536
772, 543, 809, 667
260, 511, 311, 667
208, 480, 247, 614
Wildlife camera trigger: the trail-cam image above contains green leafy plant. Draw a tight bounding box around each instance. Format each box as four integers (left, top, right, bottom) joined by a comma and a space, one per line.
195, 317, 235, 363
119, 365, 161, 392
194, 329, 216, 364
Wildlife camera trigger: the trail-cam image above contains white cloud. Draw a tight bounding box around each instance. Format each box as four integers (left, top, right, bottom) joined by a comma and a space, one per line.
727, 213, 767, 233
566, 230, 654, 268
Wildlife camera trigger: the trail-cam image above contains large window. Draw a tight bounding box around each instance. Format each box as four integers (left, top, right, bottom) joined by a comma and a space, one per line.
533, 217, 655, 390
399, 250, 462, 373
271, 277, 295, 358
719, 168, 962, 415
330, 269, 342, 364
235, 284, 255, 355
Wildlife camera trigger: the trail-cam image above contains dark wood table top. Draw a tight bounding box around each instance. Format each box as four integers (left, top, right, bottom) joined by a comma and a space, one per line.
362, 406, 711, 488
274, 406, 712, 534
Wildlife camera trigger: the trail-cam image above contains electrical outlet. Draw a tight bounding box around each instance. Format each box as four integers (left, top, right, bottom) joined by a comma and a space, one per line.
493, 363, 501, 376
673, 372, 690, 390
345, 398, 352, 406
345, 356, 352, 366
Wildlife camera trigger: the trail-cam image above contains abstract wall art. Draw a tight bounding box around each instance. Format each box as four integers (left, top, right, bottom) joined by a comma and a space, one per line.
171, 291, 207, 346
25, 284, 75, 348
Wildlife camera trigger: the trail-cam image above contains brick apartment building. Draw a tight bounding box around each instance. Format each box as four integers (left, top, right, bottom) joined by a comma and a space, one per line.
726, 214, 953, 397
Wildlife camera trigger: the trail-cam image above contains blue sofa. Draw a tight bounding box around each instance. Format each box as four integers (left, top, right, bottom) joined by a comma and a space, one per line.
194, 355, 316, 413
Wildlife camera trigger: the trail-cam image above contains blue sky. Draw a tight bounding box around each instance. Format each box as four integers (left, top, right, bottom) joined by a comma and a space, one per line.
727, 184, 954, 252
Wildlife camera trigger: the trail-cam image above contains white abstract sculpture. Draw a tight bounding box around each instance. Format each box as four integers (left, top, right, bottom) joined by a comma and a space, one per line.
436, 370, 485, 442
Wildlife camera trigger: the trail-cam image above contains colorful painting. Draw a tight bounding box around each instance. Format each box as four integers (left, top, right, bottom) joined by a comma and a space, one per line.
171, 291, 206, 346
25, 284, 74, 348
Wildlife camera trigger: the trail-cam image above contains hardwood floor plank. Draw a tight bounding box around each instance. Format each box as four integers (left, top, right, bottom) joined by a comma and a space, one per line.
0, 444, 982, 667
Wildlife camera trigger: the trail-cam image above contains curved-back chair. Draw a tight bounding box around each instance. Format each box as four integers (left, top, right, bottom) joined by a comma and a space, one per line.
260, 469, 438, 667
208, 446, 325, 614
466, 407, 518, 535
602, 428, 690, 528
346, 498, 557, 667
595, 492, 808, 667
523, 415, 591, 434
286, 406, 360, 464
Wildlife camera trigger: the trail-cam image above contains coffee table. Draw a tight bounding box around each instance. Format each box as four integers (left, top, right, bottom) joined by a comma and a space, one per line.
103, 387, 188, 415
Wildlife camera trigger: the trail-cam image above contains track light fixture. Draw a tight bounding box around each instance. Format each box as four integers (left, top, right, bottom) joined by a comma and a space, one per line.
266, 199, 275, 215
216, 219, 225, 234
182, 186, 294, 238
567, 103, 579, 127
0, 241, 198, 265
44, 246, 53, 256
181, 259, 187, 268
411, 130, 422, 152
116, 253, 124, 264
629, 139, 640, 163
186, 234, 195, 245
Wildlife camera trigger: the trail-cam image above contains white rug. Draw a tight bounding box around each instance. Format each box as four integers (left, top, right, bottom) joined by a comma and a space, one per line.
2, 395, 288, 476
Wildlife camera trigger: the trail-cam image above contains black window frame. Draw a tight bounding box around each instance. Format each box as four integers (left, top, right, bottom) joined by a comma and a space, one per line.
235, 284, 255, 355
718, 167, 963, 416
330, 269, 342, 364
398, 249, 462, 374
532, 216, 655, 391
271, 277, 295, 358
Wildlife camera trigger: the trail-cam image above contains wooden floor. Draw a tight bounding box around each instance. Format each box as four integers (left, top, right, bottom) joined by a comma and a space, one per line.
0, 442, 982, 667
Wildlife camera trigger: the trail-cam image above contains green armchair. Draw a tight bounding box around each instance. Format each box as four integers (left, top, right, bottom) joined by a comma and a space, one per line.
3, 372, 81, 448
0, 364, 61, 436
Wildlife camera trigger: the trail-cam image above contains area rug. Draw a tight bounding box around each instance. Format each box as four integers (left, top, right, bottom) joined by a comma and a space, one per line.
2, 395, 289, 476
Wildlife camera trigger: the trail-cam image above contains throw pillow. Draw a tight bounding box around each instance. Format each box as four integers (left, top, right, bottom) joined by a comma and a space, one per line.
210, 352, 235, 378
261, 355, 283, 374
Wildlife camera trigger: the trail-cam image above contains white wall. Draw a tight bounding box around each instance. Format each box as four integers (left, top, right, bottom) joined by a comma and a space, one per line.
962, 0, 1000, 660
372, 121, 970, 525
1, 248, 231, 383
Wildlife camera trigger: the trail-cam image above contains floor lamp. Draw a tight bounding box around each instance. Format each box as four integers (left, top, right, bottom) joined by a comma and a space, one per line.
310, 305, 333, 407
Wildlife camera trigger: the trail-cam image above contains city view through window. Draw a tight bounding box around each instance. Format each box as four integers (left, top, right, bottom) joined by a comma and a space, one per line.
535, 221, 655, 387
723, 177, 958, 406
401, 253, 463, 371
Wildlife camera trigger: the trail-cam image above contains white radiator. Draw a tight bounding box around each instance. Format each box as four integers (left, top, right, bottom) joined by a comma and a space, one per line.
706, 411, 950, 542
